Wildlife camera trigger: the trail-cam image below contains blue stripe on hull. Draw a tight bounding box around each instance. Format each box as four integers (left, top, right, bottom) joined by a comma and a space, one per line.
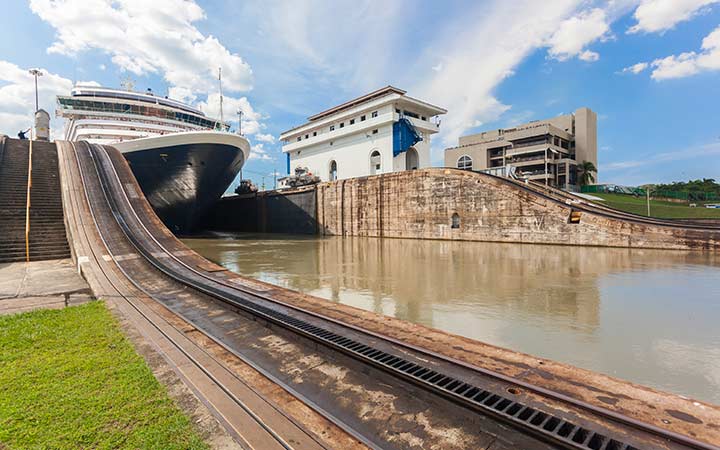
123, 143, 244, 233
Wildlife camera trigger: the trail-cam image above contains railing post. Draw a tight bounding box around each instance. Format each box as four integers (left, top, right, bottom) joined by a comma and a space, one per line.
25, 130, 33, 262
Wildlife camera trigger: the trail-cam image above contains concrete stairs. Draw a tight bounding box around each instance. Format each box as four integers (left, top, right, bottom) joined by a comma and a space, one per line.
0, 136, 71, 263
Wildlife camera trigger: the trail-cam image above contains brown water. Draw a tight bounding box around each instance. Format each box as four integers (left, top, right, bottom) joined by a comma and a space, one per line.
183, 233, 720, 405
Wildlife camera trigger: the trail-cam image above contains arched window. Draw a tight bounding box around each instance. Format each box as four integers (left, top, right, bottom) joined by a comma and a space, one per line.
329, 160, 338, 181
370, 150, 382, 175
457, 155, 472, 170
451, 213, 460, 229
406, 147, 419, 170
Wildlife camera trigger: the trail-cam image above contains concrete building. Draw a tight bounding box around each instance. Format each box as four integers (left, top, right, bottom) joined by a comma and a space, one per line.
280, 86, 446, 182
444, 108, 597, 188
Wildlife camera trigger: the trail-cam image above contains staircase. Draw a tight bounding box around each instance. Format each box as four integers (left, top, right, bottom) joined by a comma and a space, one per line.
0, 136, 71, 263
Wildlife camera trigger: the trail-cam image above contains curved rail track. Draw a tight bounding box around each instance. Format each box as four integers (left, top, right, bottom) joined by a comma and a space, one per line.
64, 141, 343, 450
486, 171, 719, 232
66, 139, 720, 450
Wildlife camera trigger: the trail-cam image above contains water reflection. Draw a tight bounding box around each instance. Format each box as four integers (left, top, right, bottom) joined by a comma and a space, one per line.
183, 233, 720, 404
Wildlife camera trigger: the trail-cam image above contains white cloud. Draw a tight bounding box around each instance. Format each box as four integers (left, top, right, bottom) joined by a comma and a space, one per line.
604, 141, 720, 171
29, 0, 254, 105
196, 93, 263, 135
628, 0, 719, 34
0, 60, 74, 138
249, 143, 273, 161
649, 25, 720, 79
255, 133, 276, 143
579, 50, 600, 62
546, 8, 611, 61
76, 80, 102, 87
415, 1, 584, 148
252, 0, 405, 92
621, 62, 649, 74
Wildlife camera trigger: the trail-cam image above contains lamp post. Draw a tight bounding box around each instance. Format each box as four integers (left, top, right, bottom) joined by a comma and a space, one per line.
237, 109, 243, 135
28, 69, 43, 112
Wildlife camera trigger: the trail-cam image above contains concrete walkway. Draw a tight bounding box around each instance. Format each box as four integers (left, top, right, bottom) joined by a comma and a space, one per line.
0, 258, 92, 315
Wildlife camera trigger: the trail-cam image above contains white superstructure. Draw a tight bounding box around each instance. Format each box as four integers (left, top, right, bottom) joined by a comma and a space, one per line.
56, 85, 229, 145
54, 85, 250, 233
280, 86, 446, 183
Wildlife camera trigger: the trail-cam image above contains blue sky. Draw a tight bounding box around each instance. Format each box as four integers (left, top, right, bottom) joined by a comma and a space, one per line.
1, 0, 719, 188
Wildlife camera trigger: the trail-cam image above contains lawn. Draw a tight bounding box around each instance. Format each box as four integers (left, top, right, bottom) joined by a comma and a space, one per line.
590, 193, 720, 219
0, 301, 208, 450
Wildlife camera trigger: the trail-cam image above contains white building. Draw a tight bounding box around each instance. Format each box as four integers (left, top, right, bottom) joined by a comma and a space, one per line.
280, 86, 446, 182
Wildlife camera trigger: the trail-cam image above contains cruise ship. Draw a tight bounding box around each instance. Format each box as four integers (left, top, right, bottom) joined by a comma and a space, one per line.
57, 86, 250, 233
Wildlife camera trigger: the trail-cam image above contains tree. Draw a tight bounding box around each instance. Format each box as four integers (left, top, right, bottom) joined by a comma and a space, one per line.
578, 161, 597, 186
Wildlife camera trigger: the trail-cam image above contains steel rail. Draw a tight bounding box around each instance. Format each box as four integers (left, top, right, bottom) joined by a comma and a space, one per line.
90, 143, 718, 450
524, 178, 717, 228
24, 134, 33, 262
81, 142, 380, 449
479, 169, 720, 232
70, 141, 321, 450
526, 180, 720, 227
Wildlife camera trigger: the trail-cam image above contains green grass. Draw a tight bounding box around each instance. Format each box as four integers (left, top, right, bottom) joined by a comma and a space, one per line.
589, 193, 720, 219
0, 301, 208, 450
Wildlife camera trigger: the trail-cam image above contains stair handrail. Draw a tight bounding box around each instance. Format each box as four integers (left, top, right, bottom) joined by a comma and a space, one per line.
25, 130, 33, 262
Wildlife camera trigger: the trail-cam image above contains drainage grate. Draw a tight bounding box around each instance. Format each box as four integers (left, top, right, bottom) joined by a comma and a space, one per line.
91, 143, 642, 450
227, 296, 640, 450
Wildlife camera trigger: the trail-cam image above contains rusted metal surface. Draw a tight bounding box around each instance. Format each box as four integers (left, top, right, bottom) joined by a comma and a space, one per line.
90, 141, 720, 449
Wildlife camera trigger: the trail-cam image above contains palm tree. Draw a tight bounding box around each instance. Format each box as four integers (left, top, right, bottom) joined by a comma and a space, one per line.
578, 161, 597, 186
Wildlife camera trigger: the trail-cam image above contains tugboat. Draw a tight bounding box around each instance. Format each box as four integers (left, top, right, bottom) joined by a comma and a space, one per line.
57, 85, 250, 233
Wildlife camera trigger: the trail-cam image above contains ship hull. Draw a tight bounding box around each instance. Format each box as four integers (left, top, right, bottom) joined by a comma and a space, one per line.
114, 132, 249, 233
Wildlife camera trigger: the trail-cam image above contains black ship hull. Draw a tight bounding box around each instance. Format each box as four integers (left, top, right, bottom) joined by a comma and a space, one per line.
121, 137, 246, 233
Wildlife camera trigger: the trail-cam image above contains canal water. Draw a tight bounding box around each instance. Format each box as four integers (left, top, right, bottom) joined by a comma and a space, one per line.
183, 233, 720, 405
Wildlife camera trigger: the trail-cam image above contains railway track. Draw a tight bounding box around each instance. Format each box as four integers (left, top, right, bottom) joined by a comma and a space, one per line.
64, 139, 719, 449
485, 170, 719, 232
61, 141, 350, 450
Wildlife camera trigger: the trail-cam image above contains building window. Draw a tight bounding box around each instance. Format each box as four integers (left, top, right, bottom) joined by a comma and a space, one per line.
360, 115, 366, 121
330, 125, 335, 131
372, 129, 378, 134
339, 122, 344, 128
371, 111, 378, 118
396, 108, 401, 114
350, 119, 355, 125
421, 116, 426, 121
370, 150, 381, 175
305, 134, 309, 139
451, 213, 460, 229
313, 131, 317, 137
297, 136, 301, 142
457, 155, 472, 170
329, 160, 338, 181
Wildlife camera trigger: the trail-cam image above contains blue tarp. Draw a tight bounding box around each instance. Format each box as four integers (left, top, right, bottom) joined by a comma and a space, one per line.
392, 117, 422, 157
286, 153, 290, 174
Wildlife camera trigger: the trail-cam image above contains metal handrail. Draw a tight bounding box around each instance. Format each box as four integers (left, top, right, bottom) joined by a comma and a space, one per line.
25, 131, 33, 262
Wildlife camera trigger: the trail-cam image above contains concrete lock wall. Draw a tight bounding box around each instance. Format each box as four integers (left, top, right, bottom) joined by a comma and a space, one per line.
202, 187, 317, 234
315, 168, 720, 250
203, 168, 718, 250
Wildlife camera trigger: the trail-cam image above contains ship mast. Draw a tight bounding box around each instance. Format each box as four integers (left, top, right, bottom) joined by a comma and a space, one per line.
218, 67, 224, 130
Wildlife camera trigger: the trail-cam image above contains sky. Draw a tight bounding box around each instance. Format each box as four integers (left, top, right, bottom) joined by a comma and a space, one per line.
1, 0, 719, 188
